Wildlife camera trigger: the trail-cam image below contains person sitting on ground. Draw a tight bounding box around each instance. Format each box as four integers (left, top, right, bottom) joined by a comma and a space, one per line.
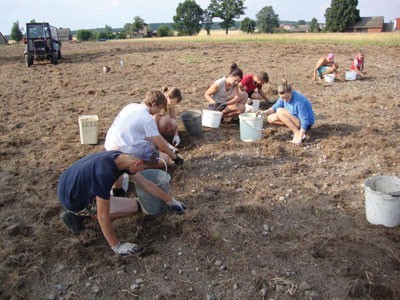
258, 79, 315, 146
312, 52, 343, 81
105, 90, 184, 196
154, 86, 183, 147
350, 49, 366, 79
57, 140, 186, 256
238, 71, 270, 101
204, 62, 248, 120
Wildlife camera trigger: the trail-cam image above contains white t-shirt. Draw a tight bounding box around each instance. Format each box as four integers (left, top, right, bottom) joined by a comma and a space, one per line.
104, 103, 160, 150
211, 77, 234, 104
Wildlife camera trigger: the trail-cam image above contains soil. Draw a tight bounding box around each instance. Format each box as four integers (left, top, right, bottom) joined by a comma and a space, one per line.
0, 40, 399, 300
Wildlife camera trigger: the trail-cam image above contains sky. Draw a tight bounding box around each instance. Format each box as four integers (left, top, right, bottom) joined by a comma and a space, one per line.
1, 0, 399, 35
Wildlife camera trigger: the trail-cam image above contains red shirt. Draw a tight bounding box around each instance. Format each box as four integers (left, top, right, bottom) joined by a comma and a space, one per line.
241, 74, 262, 93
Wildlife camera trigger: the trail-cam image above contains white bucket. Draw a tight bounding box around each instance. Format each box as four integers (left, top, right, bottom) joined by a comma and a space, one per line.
364, 175, 400, 227
324, 74, 335, 83
345, 71, 357, 81
239, 113, 263, 142
202, 109, 222, 128
78, 115, 99, 144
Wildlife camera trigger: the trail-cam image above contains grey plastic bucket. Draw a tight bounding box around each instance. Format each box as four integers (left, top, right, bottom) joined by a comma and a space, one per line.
364, 175, 400, 227
134, 169, 171, 215
181, 110, 203, 136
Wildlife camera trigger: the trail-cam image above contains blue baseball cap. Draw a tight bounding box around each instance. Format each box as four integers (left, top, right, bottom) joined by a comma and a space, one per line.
119, 140, 159, 164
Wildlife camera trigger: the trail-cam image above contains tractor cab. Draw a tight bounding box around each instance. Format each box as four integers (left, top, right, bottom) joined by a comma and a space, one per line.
24, 22, 62, 67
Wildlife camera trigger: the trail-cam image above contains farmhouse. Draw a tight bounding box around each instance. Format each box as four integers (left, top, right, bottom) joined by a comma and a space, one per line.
58, 28, 72, 41
0, 32, 8, 45
344, 16, 384, 32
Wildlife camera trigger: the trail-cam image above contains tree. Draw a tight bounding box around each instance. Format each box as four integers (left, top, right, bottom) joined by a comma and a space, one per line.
76, 29, 92, 41
325, 0, 361, 32
256, 6, 280, 33
10, 21, 23, 42
173, 0, 203, 36
157, 25, 173, 37
240, 17, 256, 33
310, 18, 320, 32
207, 0, 246, 34
122, 23, 134, 38
132, 16, 145, 36
298, 20, 306, 25
203, 9, 213, 35
103, 25, 114, 39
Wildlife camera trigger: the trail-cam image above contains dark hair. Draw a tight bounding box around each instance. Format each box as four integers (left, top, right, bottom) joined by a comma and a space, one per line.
257, 71, 269, 83
228, 63, 243, 79
162, 86, 182, 103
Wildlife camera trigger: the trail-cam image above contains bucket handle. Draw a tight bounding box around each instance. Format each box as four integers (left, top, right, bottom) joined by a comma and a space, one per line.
156, 157, 168, 183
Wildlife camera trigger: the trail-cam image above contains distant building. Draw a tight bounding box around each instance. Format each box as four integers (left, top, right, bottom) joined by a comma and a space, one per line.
344, 16, 384, 33
0, 32, 8, 44
58, 28, 72, 41
396, 18, 400, 31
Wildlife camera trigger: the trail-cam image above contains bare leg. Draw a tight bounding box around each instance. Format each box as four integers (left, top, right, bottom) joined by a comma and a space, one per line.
109, 196, 139, 219
268, 108, 301, 137
158, 115, 177, 136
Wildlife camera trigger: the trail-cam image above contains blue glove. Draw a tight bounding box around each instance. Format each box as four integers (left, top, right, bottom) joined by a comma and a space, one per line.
168, 197, 186, 214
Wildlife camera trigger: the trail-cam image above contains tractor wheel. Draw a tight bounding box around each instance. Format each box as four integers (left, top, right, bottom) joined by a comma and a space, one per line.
25, 54, 33, 67
52, 52, 58, 65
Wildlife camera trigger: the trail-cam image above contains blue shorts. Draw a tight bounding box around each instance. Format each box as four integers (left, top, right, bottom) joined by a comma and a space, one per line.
317, 67, 327, 78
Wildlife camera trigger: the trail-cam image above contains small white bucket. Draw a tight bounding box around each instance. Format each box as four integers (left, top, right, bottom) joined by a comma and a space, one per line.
239, 113, 263, 142
202, 109, 223, 128
364, 175, 400, 227
345, 71, 357, 81
324, 74, 335, 83
78, 115, 99, 144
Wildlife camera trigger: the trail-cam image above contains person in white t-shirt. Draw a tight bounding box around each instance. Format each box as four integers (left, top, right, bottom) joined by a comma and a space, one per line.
105, 90, 184, 196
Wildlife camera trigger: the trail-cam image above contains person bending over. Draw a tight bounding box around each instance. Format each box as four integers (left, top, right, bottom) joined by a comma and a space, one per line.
57, 140, 186, 256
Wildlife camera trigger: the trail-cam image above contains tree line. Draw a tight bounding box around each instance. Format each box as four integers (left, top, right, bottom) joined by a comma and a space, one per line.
9, 0, 361, 42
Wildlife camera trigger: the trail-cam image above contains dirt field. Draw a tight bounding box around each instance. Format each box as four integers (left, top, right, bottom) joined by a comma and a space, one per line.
0, 38, 399, 300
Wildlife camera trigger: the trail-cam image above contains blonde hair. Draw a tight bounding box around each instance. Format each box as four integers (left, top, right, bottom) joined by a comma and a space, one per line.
277, 79, 292, 94
142, 90, 167, 110
162, 86, 182, 103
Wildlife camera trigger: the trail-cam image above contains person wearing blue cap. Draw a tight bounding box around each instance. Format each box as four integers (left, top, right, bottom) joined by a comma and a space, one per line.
57, 140, 186, 256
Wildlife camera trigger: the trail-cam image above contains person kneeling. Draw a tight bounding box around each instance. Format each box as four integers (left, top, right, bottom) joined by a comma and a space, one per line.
57, 140, 186, 256
258, 80, 315, 146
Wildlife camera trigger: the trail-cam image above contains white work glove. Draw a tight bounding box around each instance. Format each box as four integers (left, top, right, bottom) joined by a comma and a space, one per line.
168, 197, 186, 214
112, 242, 141, 256
172, 135, 180, 146
168, 143, 178, 153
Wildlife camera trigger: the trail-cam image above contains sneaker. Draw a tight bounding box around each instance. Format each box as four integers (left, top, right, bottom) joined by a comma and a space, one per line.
60, 211, 84, 235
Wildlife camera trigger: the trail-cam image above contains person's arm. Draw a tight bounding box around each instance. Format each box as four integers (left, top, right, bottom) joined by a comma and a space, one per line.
133, 173, 186, 213
132, 173, 173, 203
258, 87, 268, 101
168, 105, 179, 137
96, 197, 119, 247
147, 135, 177, 160
226, 85, 243, 105
205, 83, 219, 105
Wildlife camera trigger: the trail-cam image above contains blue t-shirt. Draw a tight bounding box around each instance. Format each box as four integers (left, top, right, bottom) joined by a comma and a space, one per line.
272, 90, 315, 130
57, 151, 124, 212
